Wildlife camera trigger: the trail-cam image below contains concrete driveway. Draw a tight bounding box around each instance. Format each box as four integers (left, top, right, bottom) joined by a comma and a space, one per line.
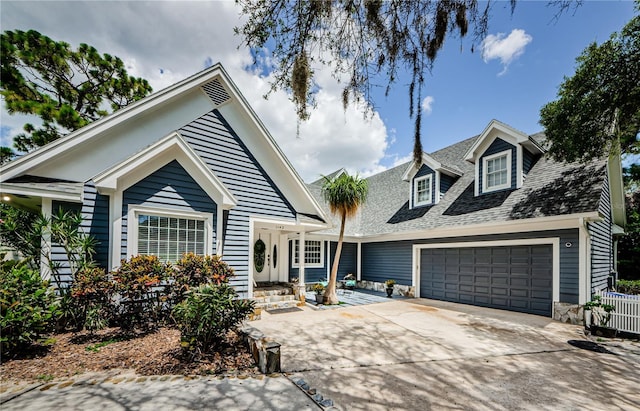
253, 299, 640, 411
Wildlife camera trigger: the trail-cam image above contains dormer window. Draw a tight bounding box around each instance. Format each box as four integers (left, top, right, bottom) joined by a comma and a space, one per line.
414, 174, 433, 206
483, 150, 512, 193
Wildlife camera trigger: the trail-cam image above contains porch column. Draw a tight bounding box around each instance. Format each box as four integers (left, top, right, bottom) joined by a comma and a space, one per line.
40, 198, 52, 281
297, 230, 306, 301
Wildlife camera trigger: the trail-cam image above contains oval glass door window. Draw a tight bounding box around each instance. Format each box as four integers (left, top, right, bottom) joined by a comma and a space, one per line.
254, 239, 265, 273
273, 244, 278, 268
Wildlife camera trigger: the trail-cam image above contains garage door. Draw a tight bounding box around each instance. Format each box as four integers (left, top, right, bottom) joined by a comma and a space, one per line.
419, 245, 553, 316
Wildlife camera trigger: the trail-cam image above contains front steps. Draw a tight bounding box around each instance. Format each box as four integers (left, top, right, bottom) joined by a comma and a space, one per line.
249, 283, 303, 320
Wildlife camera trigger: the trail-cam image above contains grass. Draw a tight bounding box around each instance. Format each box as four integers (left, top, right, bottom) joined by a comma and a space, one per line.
36, 374, 54, 382
85, 338, 121, 353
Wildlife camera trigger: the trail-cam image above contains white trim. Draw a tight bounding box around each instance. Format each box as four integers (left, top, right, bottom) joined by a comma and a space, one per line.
474, 161, 480, 197
125, 205, 214, 261
1, 66, 228, 182
292, 238, 324, 268
110, 190, 123, 270
401, 153, 461, 182
40, 198, 52, 281
578, 218, 588, 304
482, 149, 512, 193
216, 210, 224, 256
356, 242, 362, 281
435, 172, 441, 204
298, 231, 306, 285
248, 218, 255, 298
93, 132, 236, 209
516, 144, 524, 188
464, 119, 532, 163
361, 212, 598, 244
0, 184, 82, 203
326, 240, 331, 281
413, 174, 433, 207
412, 238, 561, 306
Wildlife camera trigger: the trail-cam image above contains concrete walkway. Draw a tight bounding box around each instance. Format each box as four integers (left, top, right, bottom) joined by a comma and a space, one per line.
1, 372, 320, 410
253, 298, 640, 411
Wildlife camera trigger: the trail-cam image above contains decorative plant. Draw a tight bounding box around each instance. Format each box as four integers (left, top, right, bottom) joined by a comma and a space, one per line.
172, 283, 255, 356
385, 279, 396, 288
312, 283, 325, 295
584, 295, 616, 327
172, 253, 234, 302
0, 259, 61, 356
112, 255, 173, 328
70, 266, 115, 332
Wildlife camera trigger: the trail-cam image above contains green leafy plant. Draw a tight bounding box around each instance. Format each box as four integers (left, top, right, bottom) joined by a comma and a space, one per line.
71, 266, 115, 332
616, 279, 640, 295
172, 283, 255, 355
0, 261, 61, 356
112, 255, 173, 329
36, 374, 55, 382
385, 279, 396, 288
172, 253, 234, 302
311, 283, 325, 295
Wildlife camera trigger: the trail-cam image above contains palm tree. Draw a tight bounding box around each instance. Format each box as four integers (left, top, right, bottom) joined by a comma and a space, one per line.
321, 172, 368, 305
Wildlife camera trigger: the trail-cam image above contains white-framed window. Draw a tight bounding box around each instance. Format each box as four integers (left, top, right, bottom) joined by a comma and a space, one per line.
292, 239, 324, 268
127, 205, 213, 262
414, 174, 433, 206
483, 150, 512, 193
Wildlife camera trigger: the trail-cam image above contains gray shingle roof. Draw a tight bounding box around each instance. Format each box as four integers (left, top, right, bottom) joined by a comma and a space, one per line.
309, 133, 606, 237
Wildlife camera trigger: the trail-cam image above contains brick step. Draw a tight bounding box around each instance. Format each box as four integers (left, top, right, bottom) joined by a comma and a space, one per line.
252, 294, 297, 304
254, 299, 304, 311
253, 288, 294, 298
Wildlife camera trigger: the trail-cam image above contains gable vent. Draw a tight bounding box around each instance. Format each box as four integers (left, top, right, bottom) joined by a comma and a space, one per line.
202, 79, 231, 106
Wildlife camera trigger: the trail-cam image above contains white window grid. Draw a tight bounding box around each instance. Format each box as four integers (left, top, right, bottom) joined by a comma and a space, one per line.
482, 149, 512, 193
137, 214, 205, 262
414, 174, 432, 206
292, 239, 323, 267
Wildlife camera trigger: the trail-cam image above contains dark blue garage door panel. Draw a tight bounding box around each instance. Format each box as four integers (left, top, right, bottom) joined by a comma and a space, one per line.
420, 245, 553, 316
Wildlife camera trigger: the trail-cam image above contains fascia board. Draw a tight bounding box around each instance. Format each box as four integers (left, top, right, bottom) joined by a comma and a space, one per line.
463, 119, 529, 163
351, 212, 600, 243
214, 65, 330, 223
1, 65, 225, 182
607, 152, 626, 228
0, 184, 82, 202
401, 154, 444, 181
93, 131, 237, 208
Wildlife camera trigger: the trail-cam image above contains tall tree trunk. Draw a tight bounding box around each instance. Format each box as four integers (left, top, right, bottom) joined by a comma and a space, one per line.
324, 212, 346, 305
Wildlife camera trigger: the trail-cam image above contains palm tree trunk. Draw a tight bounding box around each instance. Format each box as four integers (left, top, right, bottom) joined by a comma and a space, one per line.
324, 211, 346, 305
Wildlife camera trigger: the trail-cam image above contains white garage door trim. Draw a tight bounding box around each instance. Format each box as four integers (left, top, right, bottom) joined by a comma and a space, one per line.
412, 238, 560, 303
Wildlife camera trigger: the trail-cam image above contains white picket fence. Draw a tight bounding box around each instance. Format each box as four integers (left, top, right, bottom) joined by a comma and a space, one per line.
595, 290, 640, 334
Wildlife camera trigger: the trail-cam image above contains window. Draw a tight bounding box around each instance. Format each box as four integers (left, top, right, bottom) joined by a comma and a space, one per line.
128, 206, 213, 262
414, 174, 432, 206
292, 239, 324, 267
483, 150, 511, 192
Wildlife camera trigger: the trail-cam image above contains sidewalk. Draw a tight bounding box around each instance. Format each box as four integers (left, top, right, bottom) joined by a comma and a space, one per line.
1, 372, 320, 411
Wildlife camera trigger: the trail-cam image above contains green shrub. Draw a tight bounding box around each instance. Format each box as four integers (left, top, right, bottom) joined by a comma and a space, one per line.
172, 253, 234, 301
172, 283, 255, 354
616, 279, 640, 295
71, 266, 115, 332
112, 255, 173, 329
0, 261, 61, 356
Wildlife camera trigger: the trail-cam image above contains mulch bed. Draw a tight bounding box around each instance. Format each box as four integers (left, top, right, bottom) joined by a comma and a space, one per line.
0, 327, 257, 383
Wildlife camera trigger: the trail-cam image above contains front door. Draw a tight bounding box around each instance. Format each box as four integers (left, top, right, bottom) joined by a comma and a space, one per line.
254, 232, 278, 283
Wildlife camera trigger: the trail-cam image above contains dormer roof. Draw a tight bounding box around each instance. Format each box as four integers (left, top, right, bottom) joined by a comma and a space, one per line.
464, 119, 544, 163
401, 153, 463, 181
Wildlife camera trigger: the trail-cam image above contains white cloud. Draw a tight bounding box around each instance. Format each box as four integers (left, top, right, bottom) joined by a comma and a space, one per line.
481, 29, 532, 75
1, 1, 392, 181
421, 96, 435, 115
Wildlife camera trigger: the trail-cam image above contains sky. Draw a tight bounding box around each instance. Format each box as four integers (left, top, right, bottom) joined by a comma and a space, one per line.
1, 0, 637, 182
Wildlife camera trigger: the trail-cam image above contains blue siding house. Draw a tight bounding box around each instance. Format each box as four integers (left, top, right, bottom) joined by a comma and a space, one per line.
1, 66, 625, 322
